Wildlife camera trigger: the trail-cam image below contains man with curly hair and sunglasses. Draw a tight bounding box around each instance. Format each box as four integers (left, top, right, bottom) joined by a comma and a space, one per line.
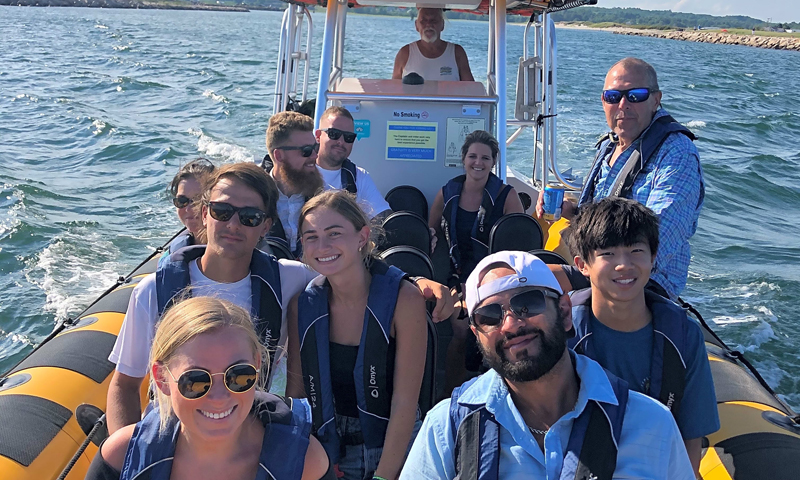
536, 57, 704, 301
402, 251, 694, 480
315, 106, 392, 219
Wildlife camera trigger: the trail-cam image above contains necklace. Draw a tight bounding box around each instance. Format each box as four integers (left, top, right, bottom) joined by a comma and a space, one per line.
526, 395, 581, 437
529, 426, 549, 436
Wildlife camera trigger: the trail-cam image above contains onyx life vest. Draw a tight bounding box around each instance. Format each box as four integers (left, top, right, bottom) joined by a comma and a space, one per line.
440, 173, 511, 280
578, 113, 698, 206
155, 245, 283, 378
296, 261, 405, 464
569, 288, 688, 419
448, 352, 629, 480
119, 394, 313, 480
168, 231, 194, 254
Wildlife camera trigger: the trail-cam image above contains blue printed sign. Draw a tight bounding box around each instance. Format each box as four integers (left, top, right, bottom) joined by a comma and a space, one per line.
385, 121, 438, 162
354, 119, 370, 139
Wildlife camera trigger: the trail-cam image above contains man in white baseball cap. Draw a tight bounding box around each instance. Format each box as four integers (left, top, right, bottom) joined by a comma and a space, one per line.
401, 251, 693, 479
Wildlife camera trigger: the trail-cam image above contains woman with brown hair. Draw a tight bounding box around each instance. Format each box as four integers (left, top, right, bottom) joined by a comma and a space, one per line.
286, 190, 427, 480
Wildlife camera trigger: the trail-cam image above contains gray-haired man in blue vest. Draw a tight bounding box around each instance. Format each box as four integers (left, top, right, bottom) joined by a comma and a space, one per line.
401, 251, 693, 479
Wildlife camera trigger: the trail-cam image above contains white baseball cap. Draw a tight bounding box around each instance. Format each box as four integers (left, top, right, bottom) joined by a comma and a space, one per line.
464, 251, 563, 316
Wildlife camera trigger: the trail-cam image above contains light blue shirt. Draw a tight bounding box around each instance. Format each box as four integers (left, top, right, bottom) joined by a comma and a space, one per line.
401, 353, 693, 480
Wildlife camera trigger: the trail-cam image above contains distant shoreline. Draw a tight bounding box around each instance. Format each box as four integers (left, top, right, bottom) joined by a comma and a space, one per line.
556, 22, 800, 52
0, 0, 264, 12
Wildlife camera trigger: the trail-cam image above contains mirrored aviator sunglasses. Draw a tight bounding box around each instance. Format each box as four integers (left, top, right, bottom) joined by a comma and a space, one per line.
166, 363, 259, 400
324, 128, 357, 143
602, 87, 656, 104
471, 289, 560, 330
207, 201, 268, 227
172, 195, 193, 209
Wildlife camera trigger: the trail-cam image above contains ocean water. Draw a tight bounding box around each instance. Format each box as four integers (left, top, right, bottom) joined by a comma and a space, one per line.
2, 7, 800, 405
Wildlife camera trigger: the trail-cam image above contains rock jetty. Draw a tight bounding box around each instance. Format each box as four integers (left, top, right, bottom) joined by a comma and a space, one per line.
614, 29, 800, 52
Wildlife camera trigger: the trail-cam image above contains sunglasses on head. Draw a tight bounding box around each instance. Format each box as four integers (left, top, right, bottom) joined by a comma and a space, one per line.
276, 143, 319, 157
207, 201, 268, 228
172, 195, 194, 209
471, 289, 561, 331
602, 88, 658, 104
165, 363, 259, 400
323, 127, 357, 143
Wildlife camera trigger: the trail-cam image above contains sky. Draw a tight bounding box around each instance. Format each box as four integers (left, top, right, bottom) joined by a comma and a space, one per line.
599, 1, 800, 24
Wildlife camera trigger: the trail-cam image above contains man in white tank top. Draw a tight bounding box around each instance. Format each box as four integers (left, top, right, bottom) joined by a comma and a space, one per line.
392, 8, 474, 82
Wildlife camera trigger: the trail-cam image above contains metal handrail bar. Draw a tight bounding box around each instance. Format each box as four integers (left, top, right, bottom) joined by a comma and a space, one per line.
290, 5, 303, 98
301, 7, 313, 103
273, 8, 291, 113
545, 16, 582, 191
313, 0, 341, 126
283, 6, 298, 114
506, 125, 526, 146
541, 12, 551, 187
495, 0, 508, 181
507, 119, 538, 126
487, 0, 495, 94
326, 92, 499, 104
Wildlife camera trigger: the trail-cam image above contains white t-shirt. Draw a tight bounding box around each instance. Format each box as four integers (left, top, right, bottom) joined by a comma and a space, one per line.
108, 257, 318, 395
317, 164, 391, 218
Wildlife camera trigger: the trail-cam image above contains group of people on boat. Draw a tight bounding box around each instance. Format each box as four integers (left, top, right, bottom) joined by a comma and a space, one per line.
86, 14, 713, 476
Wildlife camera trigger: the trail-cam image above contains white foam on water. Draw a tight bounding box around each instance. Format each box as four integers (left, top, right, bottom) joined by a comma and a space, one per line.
711, 315, 760, 326
687, 84, 695, 89
745, 73, 754, 77
113, 45, 130, 52
25, 233, 122, 321
202, 89, 229, 104
95, 24, 109, 29
91, 119, 107, 135
764, 92, 780, 97
187, 128, 253, 164
0, 187, 24, 240
685, 120, 706, 128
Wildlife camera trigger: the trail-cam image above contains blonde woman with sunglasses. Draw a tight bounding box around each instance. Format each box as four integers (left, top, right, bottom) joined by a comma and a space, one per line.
86, 296, 331, 480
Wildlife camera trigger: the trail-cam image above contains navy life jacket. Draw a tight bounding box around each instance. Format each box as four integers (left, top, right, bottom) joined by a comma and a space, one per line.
168, 231, 194, 254
155, 245, 283, 378
296, 261, 405, 464
449, 352, 629, 480
440, 173, 511, 280
578, 114, 697, 206
120, 394, 313, 480
570, 288, 687, 419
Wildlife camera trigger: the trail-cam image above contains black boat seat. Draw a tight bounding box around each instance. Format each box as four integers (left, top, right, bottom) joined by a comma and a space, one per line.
259, 237, 294, 261
376, 246, 434, 279
381, 211, 431, 256
385, 185, 429, 221
528, 249, 569, 265
488, 213, 544, 254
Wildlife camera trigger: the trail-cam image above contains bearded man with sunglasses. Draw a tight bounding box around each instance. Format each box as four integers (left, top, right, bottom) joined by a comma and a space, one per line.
264, 111, 325, 257
315, 106, 391, 219
402, 251, 693, 479
537, 57, 704, 300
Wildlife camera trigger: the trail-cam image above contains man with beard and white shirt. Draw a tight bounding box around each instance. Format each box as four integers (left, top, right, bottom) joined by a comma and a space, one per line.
315, 106, 391, 220
401, 251, 694, 479
263, 111, 325, 257
392, 8, 474, 82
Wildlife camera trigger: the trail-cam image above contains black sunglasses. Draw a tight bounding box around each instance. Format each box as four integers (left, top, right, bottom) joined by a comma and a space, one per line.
207, 201, 268, 228
602, 88, 658, 104
172, 195, 194, 209
275, 143, 319, 157
471, 289, 560, 331
165, 363, 258, 400
323, 127, 357, 143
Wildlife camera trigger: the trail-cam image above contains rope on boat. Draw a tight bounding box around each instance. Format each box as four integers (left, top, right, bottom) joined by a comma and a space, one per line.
680, 298, 796, 414
56, 414, 106, 480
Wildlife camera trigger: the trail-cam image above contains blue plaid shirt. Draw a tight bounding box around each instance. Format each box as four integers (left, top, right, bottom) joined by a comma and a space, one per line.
584, 109, 704, 299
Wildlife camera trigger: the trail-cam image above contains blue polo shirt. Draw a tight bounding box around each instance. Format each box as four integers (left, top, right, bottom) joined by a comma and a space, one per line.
401, 354, 693, 480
